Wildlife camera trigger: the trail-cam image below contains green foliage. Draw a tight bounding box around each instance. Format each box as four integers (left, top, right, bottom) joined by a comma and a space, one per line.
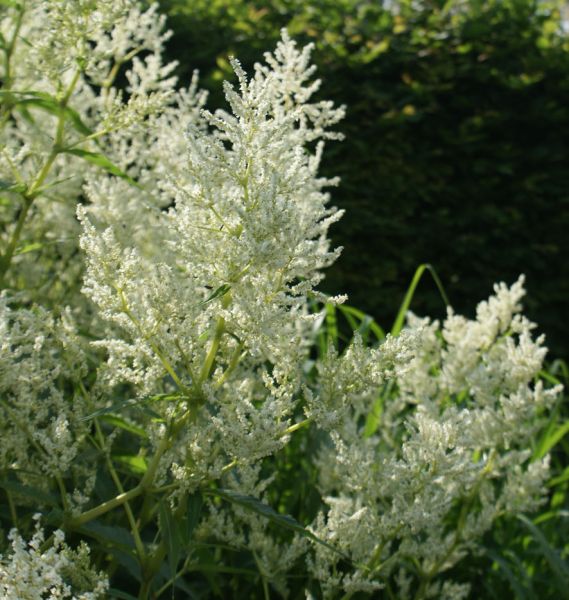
162, 0, 569, 360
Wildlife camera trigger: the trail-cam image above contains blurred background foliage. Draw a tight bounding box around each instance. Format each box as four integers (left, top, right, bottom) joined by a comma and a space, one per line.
159, 0, 569, 360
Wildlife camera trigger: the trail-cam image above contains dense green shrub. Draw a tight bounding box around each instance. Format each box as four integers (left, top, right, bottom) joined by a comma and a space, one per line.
162, 0, 569, 359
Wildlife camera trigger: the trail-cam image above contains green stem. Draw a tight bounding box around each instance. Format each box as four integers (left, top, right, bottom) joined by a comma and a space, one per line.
0, 67, 81, 283
69, 485, 143, 528
199, 314, 226, 383
138, 493, 190, 599
137, 579, 153, 600
0, 4, 25, 127
94, 419, 147, 563
101, 46, 141, 104
0, 195, 32, 282
155, 557, 192, 598
115, 286, 190, 394
414, 451, 496, 600
55, 475, 69, 513
253, 551, 270, 600
70, 429, 173, 529
282, 418, 312, 436
213, 341, 243, 390
5, 487, 17, 527
196, 279, 235, 390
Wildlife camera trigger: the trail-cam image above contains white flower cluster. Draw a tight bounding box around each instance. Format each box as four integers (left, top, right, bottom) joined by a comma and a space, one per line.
0, 295, 91, 480
0, 517, 108, 599
78, 29, 346, 488
0, 0, 206, 309
0, 0, 206, 487
308, 276, 561, 597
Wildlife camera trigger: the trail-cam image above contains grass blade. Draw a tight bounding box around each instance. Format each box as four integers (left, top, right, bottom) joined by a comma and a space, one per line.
533, 419, 569, 460
516, 514, 569, 597
485, 549, 529, 600
391, 263, 449, 336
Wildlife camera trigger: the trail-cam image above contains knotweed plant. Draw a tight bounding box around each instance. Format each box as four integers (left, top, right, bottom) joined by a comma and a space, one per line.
0, 1, 562, 598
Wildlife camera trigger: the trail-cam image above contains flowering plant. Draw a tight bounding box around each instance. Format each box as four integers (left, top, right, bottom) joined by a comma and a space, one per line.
0, 2, 563, 598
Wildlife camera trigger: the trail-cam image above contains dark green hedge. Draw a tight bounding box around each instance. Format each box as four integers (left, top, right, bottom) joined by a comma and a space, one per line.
161, 0, 569, 359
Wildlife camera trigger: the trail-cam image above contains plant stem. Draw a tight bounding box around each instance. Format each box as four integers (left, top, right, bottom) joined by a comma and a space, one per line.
69, 485, 144, 528
115, 286, 190, 395
283, 418, 312, 436
94, 419, 147, 563
0, 195, 32, 282
0, 67, 81, 283
253, 551, 271, 600
0, 4, 25, 128
5, 487, 17, 527
199, 314, 226, 383
213, 341, 243, 389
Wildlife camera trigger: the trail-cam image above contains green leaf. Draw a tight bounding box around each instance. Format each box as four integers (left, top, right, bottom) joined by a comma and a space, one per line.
156, 562, 196, 596
0, 91, 93, 136
81, 394, 177, 422
61, 148, 140, 187
533, 420, 569, 460
101, 414, 148, 439
338, 305, 386, 343
187, 564, 258, 576
108, 590, 139, 600
108, 548, 142, 583
182, 492, 203, 547
210, 489, 351, 562
77, 524, 140, 581
15, 242, 43, 255
363, 394, 384, 437
485, 549, 529, 600
549, 466, 569, 488
533, 510, 569, 525
112, 455, 147, 475
159, 500, 182, 582
339, 306, 359, 332
202, 284, 232, 305
325, 303, 338, 347
19, 98, 92, 136
42, 506, 65, 526
81, 399, 140, 421
0, 179, 26, 193
79, 521, 136, 551
0, 479, 60, 507
15, 236, 74, 256
33, 175, 76, 195
539, 369, 563, 386
517, 514, 569, 597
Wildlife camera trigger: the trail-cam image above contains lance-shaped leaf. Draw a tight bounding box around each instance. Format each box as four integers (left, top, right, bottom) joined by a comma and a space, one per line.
62, 148, 140, 187
0, 90, 93, 135
209, 488, 352, 563
159, 500, 182, 583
